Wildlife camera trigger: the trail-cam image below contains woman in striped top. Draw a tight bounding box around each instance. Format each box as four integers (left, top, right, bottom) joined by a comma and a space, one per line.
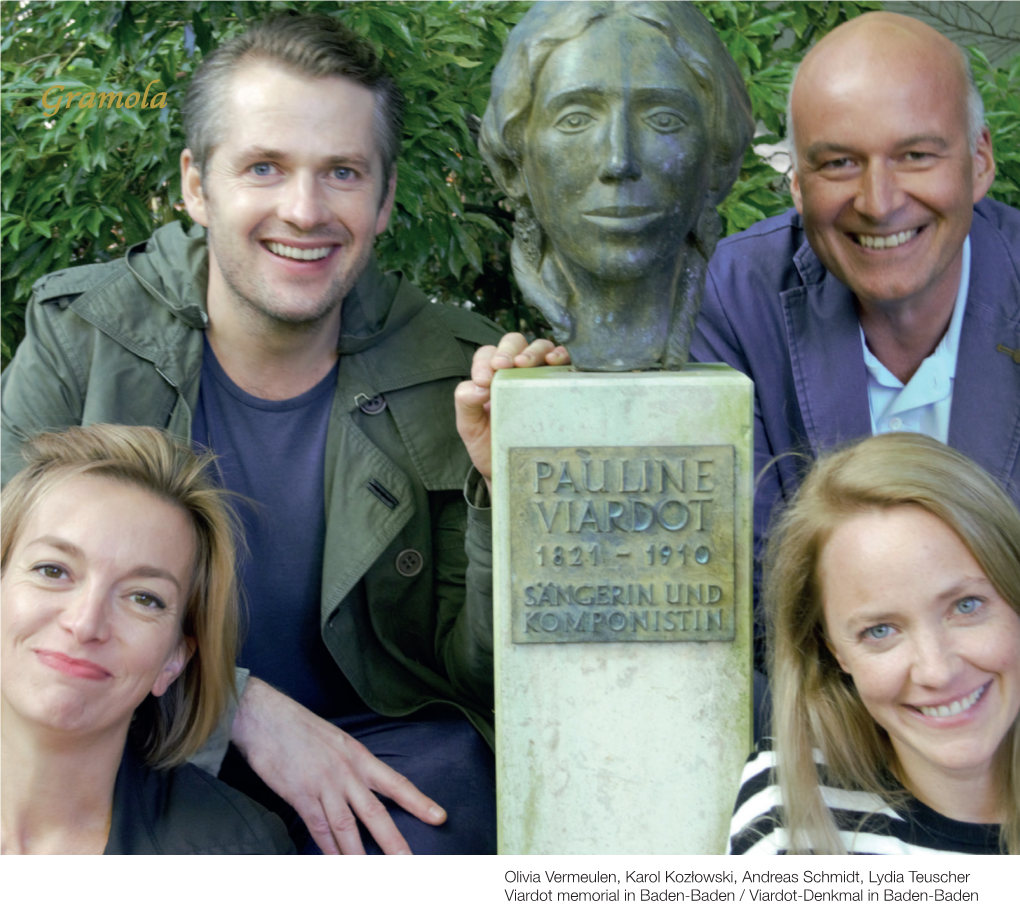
729, 433, 1020, 855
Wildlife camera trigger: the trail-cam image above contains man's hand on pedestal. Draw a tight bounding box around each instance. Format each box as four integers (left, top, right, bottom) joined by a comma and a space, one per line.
454, 332, 570, 489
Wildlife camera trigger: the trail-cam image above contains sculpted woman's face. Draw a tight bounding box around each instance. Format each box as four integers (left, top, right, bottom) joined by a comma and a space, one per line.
522, 14, 712, 283
820, 506, 1020, 791
1, 475, 195, 739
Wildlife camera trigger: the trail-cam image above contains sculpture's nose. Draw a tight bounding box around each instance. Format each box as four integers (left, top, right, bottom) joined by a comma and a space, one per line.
600, 108, 641, 182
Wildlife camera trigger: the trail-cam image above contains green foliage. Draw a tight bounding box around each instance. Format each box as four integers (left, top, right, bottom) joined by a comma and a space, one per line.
0, 0, 534, 362
2, 0, 223, 361
971, 46, 1020, 208
2, 1, 1019, 367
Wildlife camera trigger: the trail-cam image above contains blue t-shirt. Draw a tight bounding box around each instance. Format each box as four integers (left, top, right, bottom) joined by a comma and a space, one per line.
192, 341, 359, 717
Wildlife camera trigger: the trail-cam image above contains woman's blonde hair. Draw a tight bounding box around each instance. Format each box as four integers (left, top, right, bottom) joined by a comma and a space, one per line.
765, 433, 1020, 854
1, 425, 240, 769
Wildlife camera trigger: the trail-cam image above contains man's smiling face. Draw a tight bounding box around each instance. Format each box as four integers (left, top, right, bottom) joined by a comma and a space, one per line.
182, 62, 394, 331
789, 21, 994, 318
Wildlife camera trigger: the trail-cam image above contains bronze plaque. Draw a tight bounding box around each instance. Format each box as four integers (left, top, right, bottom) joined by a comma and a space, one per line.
509, 446, 736, 643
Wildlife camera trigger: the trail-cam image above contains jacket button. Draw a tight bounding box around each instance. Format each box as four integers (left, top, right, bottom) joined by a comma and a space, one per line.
395, 549, 424, 578
359, 395, 387, 415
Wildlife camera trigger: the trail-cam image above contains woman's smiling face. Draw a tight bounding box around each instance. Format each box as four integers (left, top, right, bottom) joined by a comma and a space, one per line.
1, 475, 196, 740
820, 505, 1020, 790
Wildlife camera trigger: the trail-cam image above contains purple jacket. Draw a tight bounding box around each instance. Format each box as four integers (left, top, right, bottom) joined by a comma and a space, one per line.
691, 199, 1020, 608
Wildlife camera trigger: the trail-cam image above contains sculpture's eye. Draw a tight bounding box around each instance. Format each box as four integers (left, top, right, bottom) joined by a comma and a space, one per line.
644, 109, 685, 133
556, 111, 595, 133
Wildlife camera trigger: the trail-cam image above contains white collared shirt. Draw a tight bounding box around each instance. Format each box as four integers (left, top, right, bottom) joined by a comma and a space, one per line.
860, 235, 970, 443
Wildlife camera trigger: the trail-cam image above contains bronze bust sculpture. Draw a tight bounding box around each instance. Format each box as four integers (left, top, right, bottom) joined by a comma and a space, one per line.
480, 1, 754, 371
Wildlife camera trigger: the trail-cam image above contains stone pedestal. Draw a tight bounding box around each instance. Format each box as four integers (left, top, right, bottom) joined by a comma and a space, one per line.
492, 364, 753, 855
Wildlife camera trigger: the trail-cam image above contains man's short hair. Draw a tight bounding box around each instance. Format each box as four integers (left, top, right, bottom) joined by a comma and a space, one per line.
183, 12, 405, 189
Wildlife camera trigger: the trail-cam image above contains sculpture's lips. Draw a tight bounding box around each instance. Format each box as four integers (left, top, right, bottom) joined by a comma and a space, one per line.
584, 206, 659, 217
582, 207, 663, 231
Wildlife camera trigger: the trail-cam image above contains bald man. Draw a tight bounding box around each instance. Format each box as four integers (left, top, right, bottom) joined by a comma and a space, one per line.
690, 12, 1020, 662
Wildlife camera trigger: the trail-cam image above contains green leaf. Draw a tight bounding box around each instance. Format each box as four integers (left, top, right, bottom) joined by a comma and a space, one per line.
363, 8, 416, 47
5, 238, 46, 282
744, 16, 785, 37
8, 218, 25, 250
2, 162, 27, 212
86, 208, 104, 237
123, 194, 155, 236
192, 9, 213, 56
429, 27, 478, 45
463, 211, 504, 235
429, 52, 482, 69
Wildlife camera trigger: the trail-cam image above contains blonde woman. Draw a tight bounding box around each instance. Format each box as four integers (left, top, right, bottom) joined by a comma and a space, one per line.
1, 425, 292, 853
729, 433, 1019, 855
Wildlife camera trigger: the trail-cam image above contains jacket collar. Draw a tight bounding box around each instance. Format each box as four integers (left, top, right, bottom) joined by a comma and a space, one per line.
333, 257, 472, 400
783, 203, 1020, 488
125, 221, 210, 329
783, 228, 872, 454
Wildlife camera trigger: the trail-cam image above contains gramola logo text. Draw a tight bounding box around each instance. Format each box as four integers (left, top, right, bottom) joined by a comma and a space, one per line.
41, 79, 168, 116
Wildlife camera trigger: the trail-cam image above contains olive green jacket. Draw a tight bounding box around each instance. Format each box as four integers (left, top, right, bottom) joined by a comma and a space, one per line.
1, 222, 502, 746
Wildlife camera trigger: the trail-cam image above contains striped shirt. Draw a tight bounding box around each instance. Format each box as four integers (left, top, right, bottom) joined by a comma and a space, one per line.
728, 747, 1002, 855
